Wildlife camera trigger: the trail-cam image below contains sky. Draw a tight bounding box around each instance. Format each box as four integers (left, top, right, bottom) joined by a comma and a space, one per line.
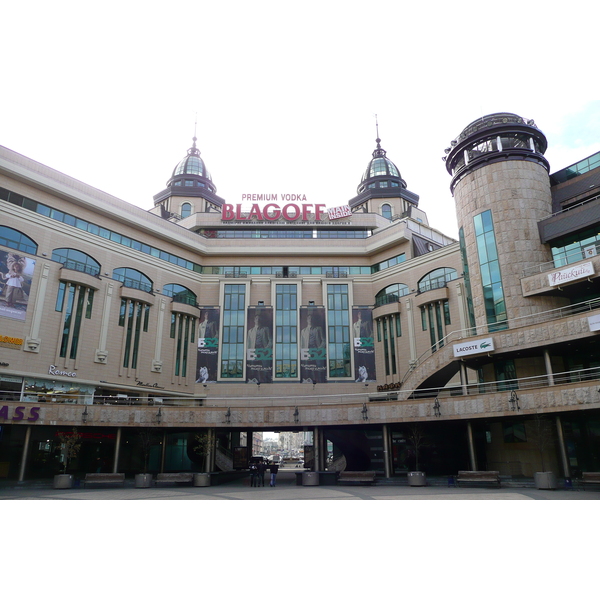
2, 1, 600, 240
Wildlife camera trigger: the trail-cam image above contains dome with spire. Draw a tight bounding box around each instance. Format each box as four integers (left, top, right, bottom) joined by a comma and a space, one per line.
357, 137, 407, 194
166, 136, 217, 194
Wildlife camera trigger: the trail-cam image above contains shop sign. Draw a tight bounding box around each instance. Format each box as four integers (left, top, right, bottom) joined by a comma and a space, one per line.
135, 378, 164, 389
453, 337, 494, 357
547, 262, 594, 287
328, 205, 352, 221
0, 335, 24, 349
48, 365, 77, 377
0, 405, 40, 422
222, 203, 327, 222
0, 375, 22, 383
588, 314, 600, 332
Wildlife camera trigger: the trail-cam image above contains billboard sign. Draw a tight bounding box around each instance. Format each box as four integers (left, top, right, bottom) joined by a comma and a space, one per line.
196, 307, 220, 383
246, 306, 274, 383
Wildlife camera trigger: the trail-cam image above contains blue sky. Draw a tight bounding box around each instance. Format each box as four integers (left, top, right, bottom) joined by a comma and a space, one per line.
2, 1, 599, 238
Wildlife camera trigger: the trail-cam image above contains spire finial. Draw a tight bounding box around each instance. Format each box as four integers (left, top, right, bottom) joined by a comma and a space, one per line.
189, 114, 200, 156
372, 114, 386, 158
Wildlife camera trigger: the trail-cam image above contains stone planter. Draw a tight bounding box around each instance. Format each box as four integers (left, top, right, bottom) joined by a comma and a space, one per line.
534, 471, 557, 490
135, 473, 153, 488
53, 474, 74, 489
302, 471, 319, 486
407, 471, 427, 486
193, 473, 211, 487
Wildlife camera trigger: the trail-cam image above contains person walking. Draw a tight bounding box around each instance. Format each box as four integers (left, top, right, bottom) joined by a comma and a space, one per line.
257, 459, 267, 487
249, 461, 259, 487
269, 462, 279, 487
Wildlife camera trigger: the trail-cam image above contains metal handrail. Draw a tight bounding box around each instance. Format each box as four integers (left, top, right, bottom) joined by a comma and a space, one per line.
400, 296, 600, 385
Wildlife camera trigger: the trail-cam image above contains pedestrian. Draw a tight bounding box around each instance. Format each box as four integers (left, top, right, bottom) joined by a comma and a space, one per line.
269, 462, 279, 487
257, 459, 267, 486
249, 461, 259, 487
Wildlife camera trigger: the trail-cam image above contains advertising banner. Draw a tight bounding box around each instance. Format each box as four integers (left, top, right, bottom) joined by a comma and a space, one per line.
300, 306, 327, 383
196, 307, 220, 383
0, 250, 35, 322
246, 306, 273, 383
352, 307, 376, 382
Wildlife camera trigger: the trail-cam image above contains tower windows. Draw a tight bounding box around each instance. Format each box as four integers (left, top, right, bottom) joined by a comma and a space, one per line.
473, 210, 507, 331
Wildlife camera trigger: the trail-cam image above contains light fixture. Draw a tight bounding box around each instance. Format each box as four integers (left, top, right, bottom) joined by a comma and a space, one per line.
156, 407, 162, 423
509, 391, 520, 411
82, 407, 88, 423
361, 403, 368, 420
433, 397, 441, 417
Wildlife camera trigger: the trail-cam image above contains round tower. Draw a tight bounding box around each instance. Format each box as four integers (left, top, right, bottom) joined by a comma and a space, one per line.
444, 113, 560, 331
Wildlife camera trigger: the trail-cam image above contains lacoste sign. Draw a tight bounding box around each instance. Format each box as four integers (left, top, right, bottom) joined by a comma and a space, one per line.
453, 337, 494, 357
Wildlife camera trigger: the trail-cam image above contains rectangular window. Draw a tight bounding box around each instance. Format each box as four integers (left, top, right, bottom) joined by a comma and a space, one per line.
395, 314, 402, 337
221, 284, 246, 378
275, 284, 298, 378
326, 284, 350, 378
388, 317, 397, 376
382, 318, 390, 376
58, 284, 91, 360
474, 210, 507, 331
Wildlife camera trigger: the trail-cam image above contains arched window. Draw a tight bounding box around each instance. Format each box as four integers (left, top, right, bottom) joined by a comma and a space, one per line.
163, 283, 197, 306
113, 268, 153, 293
418, 268, 458, 293
0, 226, 37, 254
381, 204, 392, 220
181, 203, 192, 218
52, 248, 101, 276
375, 283, 410, 307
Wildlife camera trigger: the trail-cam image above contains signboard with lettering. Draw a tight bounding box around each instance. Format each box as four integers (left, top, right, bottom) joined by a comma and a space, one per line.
222, 203, 326, 222
328, 205, 352, 221
246, 306, 273, 384
352, 307, 376, 382
300, 306, 327, 383
0, 250, 36, 322
0, 335, 24, 349
453, 337, 494, 357
547, 262, 594, 287
588, 314, 600, 332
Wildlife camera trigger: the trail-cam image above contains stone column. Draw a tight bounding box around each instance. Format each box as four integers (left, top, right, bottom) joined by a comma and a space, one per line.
313, 427, 320, 472
405, 298, 417, 364
382, 424, 392, 478
460, 362, 468, 395
18, 426, 32, 482
113, 427, 122, 473
25, 263, 50, 353
555, 415, 570, 479
544, 349, 555, 386
160, 432, 167, 473
467, 421, 477, 470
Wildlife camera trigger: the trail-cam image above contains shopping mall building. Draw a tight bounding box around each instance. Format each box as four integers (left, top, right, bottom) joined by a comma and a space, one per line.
1, 112, 599, 483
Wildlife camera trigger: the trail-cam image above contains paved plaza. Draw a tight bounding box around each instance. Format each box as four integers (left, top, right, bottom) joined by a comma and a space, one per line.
2, 470, 599, 500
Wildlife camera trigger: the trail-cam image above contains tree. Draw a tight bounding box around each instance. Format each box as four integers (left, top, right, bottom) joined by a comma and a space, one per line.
57, 428, 82, 474
194, 431, 214, 472
137, 427, 159, 474
529, 416, 556, 472
406, 423, 428, 472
